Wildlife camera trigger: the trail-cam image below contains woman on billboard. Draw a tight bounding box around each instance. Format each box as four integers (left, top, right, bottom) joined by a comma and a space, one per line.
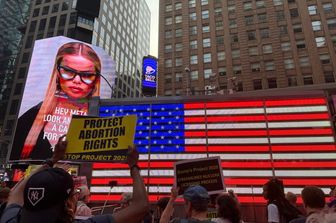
12, 42, 101, 160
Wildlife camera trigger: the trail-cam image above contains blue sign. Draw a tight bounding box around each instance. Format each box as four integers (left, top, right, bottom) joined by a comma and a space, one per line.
142, 56, 157, 89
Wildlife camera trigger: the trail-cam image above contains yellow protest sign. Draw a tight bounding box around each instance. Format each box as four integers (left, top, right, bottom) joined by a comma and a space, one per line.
65, 115, 137, 162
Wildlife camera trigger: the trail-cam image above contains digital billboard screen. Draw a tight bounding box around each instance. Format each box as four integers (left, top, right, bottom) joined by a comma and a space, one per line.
10, 36, 115, 161
142, 56, 157, 96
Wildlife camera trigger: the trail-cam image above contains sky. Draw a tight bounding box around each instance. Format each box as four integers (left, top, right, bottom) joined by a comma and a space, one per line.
145, 0, 159, 57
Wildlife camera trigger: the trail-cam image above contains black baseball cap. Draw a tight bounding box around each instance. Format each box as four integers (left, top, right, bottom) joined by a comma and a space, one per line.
20, 168, 74, 223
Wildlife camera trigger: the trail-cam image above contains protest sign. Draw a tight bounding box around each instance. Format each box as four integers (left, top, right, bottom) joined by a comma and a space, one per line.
174, 157, 225, 195
65, 115, 137, 162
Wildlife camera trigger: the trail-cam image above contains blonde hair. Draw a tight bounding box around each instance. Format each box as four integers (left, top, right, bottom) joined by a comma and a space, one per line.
20, 42, 101, 159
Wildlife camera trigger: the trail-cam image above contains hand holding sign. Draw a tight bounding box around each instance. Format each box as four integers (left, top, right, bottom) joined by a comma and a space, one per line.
51, 135, 67, 164
170, 186, 179, 200
126, 145, 139, 168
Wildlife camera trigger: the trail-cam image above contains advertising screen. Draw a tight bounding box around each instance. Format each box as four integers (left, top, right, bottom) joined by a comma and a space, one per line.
10, 36, 115, 161
142, 56, 157, 96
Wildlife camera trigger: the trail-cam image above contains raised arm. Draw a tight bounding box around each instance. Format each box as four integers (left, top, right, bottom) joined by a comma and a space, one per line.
6, 135, 67, 206
113, 146, 149, 223
159, 186, 179, 223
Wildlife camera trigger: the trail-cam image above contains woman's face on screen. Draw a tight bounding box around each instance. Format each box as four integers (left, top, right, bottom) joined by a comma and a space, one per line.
58, 54, 97, 99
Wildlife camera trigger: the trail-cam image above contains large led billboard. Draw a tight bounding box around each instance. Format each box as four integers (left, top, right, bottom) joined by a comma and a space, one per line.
142, 56, 157, 96
10, 36, 115, 161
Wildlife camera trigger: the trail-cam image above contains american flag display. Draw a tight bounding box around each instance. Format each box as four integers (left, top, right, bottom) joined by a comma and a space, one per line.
89, 97, 336, 203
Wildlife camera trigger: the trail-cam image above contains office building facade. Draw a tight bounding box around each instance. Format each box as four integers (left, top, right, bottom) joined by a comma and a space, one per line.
158, 0, 336, 96
0, 0, 150, 162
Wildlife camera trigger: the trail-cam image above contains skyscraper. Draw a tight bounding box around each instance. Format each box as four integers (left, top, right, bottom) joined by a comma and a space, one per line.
0, 0, 150, 162
158, 0, 336, 96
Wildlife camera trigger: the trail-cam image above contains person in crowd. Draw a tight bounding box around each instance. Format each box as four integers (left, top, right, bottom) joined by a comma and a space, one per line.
160, 185, 214, 223
212, 194, 242, 223
263, 178, 302, 223
154, 197, 170, 223
328, 186, 336, 208
285, 192, 298, 208
0, 187, 10, 217
75, 185, 92, 217
0, 136, 149, 223
304, 186, 336, 223
12, 42, 102, 160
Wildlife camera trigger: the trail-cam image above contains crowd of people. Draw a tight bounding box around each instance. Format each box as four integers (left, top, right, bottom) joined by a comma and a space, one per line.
0, 138, 336, 223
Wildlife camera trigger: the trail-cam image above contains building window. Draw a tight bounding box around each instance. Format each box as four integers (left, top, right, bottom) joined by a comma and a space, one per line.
165, 44, 172, 53
33, 8, 39, 17
277, 11, 285, 21
175, 15, 182, 23
244, 2, 253, 11
232, 49, 240, 59
190, 40, 197, 49
175, 2, 182, 10
203, 25, 210, 33
164, 90, 172, 96
320, 54, 330, 64
284, 59, 294, 69
228, 5, 235, 14
190, 71, 198, 81
251, 63, 261, 72
263, 44, 272, 54
299, 57, 310, 67
273, 0, 283, 6
202, 10, 209, 19
204, 69, 212, 79
312, 21, 322, 31
189, 0, 196, 8
165, 30, 172, 39
249, 47, 258, 56
52, 4, 59, 13
165, 17, 173, 25
175, 29, 183, 37
279, 26, 288, 35
39, 18, 47, 31
315, 37, 326, 48
281, 42, 291, 51
216, 21, 224, 30
190, 26, 197, 35
175, 73, 183, 82
215, 7, 222, 16
9, 100, 18, 115
256, 0, 265, 8
203, 38, 211, 48
323, 3, 334, 13
331, 36, 336, 46
293, 24, 302, 33
217, 51, 226, 60
165, 4, 172, 12
216, 36, 224, 45
268, 78, 277, 88
248, 31, 256, 40
296, 40, 305, 49
233, 65, 242, 74
265, 61, 275, 71
175, 43, 183, 52
231, 34, 238, 43
288, 76, 297, 86
245, 16, 254, 25
260, 28, 269, 38
190, 12, 197, 21
303, 75, 313, 85
229, 19, 237, 28
165, 59, 172, 68
175, 58, 182, 66
290, 8, 299, 18
190, 55, 198, 64
203, 53, 212, 63
253, 79, 263, 90
327, 18, 336, 29
308, 5, 317, 15
201, 0, 209, 5
219, 67, 227, 76
288, 0, 295, 3
165, 74, 172, 84
324, 71, 335, 83
258, 13, 267, 23
42, 6, 49, 15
